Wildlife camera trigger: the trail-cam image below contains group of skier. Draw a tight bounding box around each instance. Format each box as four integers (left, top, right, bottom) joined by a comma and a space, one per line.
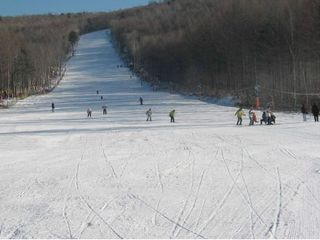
138, 96, 176, 122
145, 107, 175, 122
51, 96, 319, 125
54, 92, 177, 122
235, 106, 276, 126
235, 102, 320, 126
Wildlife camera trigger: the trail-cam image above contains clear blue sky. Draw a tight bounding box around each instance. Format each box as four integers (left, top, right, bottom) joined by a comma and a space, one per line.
0, 0, 150, 16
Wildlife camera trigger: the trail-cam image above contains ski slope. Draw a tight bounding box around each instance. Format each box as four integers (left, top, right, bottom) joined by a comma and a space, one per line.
1, 30, 320, 239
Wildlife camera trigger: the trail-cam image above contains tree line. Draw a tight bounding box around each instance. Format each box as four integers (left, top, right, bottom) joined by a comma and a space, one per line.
0, 12, 110, 101
108, 0, 320, 110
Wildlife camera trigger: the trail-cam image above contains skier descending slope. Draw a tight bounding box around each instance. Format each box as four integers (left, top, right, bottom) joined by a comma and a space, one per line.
87, 108, 92, 118
51, 102, 55, 112
102, 105, 107, 115
169, 109, 176, 123
139, 97, 143, 105
146, 108, 152, 121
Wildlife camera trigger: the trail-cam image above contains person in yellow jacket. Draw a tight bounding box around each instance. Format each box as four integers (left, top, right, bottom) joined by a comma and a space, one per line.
235, 107, 245, 125
169, 109, 176, 123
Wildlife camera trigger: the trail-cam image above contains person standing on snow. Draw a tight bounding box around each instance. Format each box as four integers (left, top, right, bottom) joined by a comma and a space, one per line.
266, 108, 276, 125
312, 103, 319, 122
51, 102, 55, 112
139, 97, 143, 105
169, 110, 176, 123
102, 105, 107, 115
248, 107, 256, 125
146, 108, 152, 121
235, 107, 245, 125
260, 111, 267, 125
87, 108, 92, 118
301, 104, 308, 122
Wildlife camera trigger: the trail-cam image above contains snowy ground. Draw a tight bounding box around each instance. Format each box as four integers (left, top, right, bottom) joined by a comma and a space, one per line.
1, 30, 320, 239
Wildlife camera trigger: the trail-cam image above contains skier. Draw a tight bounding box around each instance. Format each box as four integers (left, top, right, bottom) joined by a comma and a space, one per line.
311, 103, 319, 122
301, 103, 307, 122
235, 107, 245, 125
96, 90, 99, 94
51, 102, 55, 112
169, 110, 176, 123
248, 107, 255, 125
102, 105, 107, 115
260, 111, 267, 125
253, 112, 258, 124
101, 96, 103, 100
266, 108, 273, 125
139, 97, 143, 105
146, 108, 152, 121
87, 108, 92, 118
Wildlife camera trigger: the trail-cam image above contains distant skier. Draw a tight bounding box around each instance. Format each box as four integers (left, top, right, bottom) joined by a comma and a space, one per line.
101, 96, 103, 100
252, 112, 258, 124
266, 109, 271, 125
268, 109, 276, 125
96, 90, 99, 94
235, 107, 245, 125
139, 97, 143, 105
169, 110, 176, 123
102, 105, 107, 115
260, 111, 267, 125
301, 104, 307, 121
248, 107, 256, 125
146, 108, 152, 121
51, 102, 55, 112
87, 108, 92, 118
261, 109, 275, 125
312, 103, 319, 122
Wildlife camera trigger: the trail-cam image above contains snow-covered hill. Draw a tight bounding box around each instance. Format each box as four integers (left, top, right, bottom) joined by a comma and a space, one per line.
0, 30, 320, 238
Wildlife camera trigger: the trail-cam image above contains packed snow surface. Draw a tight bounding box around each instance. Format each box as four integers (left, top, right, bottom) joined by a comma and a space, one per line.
1, 30, 320, 239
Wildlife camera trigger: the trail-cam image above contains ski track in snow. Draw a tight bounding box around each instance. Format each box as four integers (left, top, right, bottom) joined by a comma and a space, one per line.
75, 159, 123, 239
1, 30, 320, 238
220, 146, 275, 238
270, 167, 282, 238
128, 193, 206, 239
100, 141, 118, 179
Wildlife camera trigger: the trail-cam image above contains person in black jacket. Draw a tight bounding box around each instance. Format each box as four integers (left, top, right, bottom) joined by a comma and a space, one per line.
102, 105, 107, 115
312, 103, 319, 122
51, 102, 55, 112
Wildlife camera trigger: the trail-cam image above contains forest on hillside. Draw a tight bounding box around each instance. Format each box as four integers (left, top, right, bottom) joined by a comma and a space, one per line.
109, 0, 320, 109
0, 12, 109, 102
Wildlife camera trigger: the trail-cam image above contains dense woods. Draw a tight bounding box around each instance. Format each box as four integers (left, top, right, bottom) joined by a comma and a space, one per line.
2, 1, 320, 110
0, 12, 109, 102
109, 0, 320, 109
